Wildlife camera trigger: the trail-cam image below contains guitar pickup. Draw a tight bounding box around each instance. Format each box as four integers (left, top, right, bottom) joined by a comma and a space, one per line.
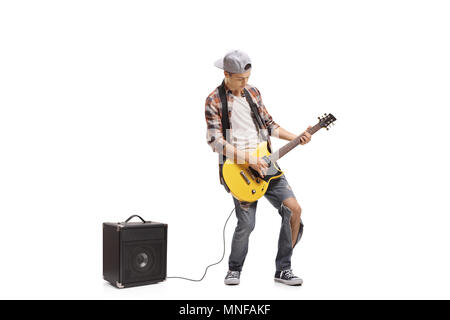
246, 169, 260, 183
248, 167, 262, 181
240, 171, 251, 185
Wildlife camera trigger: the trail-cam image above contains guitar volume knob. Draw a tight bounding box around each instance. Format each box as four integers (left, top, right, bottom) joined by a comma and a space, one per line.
252, 189, 256, 194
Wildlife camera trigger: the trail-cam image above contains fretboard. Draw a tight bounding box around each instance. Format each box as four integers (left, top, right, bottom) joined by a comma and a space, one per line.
270, 123, 322, 162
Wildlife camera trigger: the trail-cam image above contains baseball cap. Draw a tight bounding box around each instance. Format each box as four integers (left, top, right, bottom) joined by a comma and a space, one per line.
214, 50, 252, 74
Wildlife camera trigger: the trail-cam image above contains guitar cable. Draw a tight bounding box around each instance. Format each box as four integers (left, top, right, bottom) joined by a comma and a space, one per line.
166, 207, 235, 282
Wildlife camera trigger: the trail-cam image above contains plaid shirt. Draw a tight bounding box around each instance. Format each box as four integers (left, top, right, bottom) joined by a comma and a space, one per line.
205, 82, 279, 164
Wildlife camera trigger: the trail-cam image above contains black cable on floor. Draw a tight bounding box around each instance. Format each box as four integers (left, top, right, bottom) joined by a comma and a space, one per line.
166, 207, 235, 282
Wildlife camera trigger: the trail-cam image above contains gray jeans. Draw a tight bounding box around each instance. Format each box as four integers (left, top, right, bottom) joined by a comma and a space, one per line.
228, 174, 304, 272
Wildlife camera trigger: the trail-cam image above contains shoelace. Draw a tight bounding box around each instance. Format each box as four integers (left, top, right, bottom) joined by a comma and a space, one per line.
282, 269, 297, 279
227, 271, 240, 278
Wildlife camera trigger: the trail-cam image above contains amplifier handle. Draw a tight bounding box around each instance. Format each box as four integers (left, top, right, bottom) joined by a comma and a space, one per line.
124, 215, 147, 223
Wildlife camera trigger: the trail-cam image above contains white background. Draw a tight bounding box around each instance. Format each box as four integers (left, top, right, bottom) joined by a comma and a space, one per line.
1, 0, 449, 300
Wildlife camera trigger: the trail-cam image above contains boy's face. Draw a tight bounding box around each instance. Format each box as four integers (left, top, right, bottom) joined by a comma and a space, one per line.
225, 70, 251, 92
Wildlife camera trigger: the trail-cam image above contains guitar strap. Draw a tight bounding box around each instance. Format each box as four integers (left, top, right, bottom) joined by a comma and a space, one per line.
217, 81, 230, 189
218, 81, 229, 167
243, 89, 266, 136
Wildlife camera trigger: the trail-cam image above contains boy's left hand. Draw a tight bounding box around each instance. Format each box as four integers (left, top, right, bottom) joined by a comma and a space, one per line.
300, 126, 312, 145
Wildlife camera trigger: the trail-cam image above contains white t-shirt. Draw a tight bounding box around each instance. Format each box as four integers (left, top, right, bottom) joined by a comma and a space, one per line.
230, 94, 261, 151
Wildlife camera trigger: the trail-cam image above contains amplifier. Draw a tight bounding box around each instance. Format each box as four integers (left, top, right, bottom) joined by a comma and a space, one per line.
103, 215, 167, 288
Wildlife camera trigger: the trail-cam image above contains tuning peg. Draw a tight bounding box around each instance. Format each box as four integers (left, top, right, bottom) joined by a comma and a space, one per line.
326, 127, 329, 130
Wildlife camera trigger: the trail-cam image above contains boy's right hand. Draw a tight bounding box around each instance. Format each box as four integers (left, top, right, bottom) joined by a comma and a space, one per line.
248, 156, 269, 178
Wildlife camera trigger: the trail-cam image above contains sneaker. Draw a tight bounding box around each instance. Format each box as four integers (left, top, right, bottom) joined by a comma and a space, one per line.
274, 269, 303, 286
224, 270, 241, 285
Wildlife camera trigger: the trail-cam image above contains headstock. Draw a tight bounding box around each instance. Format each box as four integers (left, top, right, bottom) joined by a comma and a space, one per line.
318, 113, 337, 130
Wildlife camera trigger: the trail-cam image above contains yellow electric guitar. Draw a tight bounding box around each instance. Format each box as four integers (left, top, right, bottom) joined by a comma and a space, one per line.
222, 113, 336, 202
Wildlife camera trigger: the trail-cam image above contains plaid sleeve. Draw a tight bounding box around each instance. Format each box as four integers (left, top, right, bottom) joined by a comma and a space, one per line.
205, 93, 226, 154
253, 87, 280, 135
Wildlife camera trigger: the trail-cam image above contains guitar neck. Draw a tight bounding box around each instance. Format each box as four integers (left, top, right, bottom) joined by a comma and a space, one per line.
270, 122, 322, 162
